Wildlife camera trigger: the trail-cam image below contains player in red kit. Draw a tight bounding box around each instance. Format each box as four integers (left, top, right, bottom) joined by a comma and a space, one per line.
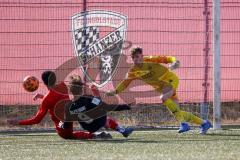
7, 71, 98, 139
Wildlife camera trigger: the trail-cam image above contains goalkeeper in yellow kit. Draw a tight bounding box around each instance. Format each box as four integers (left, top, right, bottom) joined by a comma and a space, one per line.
106, 46, 212, 134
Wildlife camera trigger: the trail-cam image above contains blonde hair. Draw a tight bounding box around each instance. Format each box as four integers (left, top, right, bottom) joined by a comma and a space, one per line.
68, 75, 84, 95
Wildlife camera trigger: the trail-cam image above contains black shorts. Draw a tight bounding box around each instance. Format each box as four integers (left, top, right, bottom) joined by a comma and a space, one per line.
79, 115, 107, 133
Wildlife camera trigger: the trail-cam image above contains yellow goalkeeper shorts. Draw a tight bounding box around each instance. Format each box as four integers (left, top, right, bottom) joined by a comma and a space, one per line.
155, 71, 179, 92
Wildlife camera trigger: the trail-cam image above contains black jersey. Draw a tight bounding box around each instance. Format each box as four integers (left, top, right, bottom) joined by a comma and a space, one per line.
66, 95, 131, 133
69, 95, 107, 132
69, 95, 102, 115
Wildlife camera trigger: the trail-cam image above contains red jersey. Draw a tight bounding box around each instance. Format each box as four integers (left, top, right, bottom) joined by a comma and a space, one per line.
19, 82, 69, 128
18, 82, 100, 139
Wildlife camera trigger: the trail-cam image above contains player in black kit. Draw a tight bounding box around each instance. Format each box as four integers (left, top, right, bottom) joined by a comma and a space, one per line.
61, 75, 134, 139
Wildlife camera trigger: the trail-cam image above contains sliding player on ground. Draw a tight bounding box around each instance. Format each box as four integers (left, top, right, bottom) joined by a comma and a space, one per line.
63, 75, 134, 138
8, 71, 105, 139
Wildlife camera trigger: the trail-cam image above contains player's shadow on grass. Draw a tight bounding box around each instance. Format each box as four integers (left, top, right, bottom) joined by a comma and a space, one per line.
87, 135, 240, 143
73, 139, 189, 144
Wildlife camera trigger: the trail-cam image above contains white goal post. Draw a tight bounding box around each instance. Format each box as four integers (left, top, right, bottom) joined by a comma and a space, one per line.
213, 0, 221, 129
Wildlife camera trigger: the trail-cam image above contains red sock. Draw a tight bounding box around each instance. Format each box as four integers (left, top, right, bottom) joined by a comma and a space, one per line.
105, 117, 119, 130
72, 131, 93, 139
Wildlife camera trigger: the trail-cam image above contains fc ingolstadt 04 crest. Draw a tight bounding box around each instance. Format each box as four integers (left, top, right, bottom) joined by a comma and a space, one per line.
72, 10, 128, 88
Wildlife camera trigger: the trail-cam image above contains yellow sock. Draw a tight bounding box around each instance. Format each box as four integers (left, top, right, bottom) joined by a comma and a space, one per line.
163, 98, 180, 113
163, 99, 203, 125
180, 111, 203, 125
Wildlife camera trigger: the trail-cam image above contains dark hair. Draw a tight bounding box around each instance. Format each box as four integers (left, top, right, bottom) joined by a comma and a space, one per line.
68, 75, 84, 95
41, 70, 56, 87
130, 46, 143, 58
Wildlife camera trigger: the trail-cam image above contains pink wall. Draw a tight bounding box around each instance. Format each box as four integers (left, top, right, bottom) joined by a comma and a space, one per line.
0, 0, 239, 105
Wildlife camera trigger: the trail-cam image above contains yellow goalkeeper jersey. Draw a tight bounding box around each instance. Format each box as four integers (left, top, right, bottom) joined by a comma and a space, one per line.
115, 55, 178, 94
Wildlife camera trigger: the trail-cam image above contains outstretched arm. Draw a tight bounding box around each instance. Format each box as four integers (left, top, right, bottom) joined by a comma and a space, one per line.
18, 100, 48, 125
116, 78, 134, 94
33, 93, 44, 101
144, 55, 176, 64
106, 70, 136, 96
144, 55, 180, 70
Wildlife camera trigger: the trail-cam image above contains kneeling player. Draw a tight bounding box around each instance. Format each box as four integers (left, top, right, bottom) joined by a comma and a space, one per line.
60, 75, 134, 138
